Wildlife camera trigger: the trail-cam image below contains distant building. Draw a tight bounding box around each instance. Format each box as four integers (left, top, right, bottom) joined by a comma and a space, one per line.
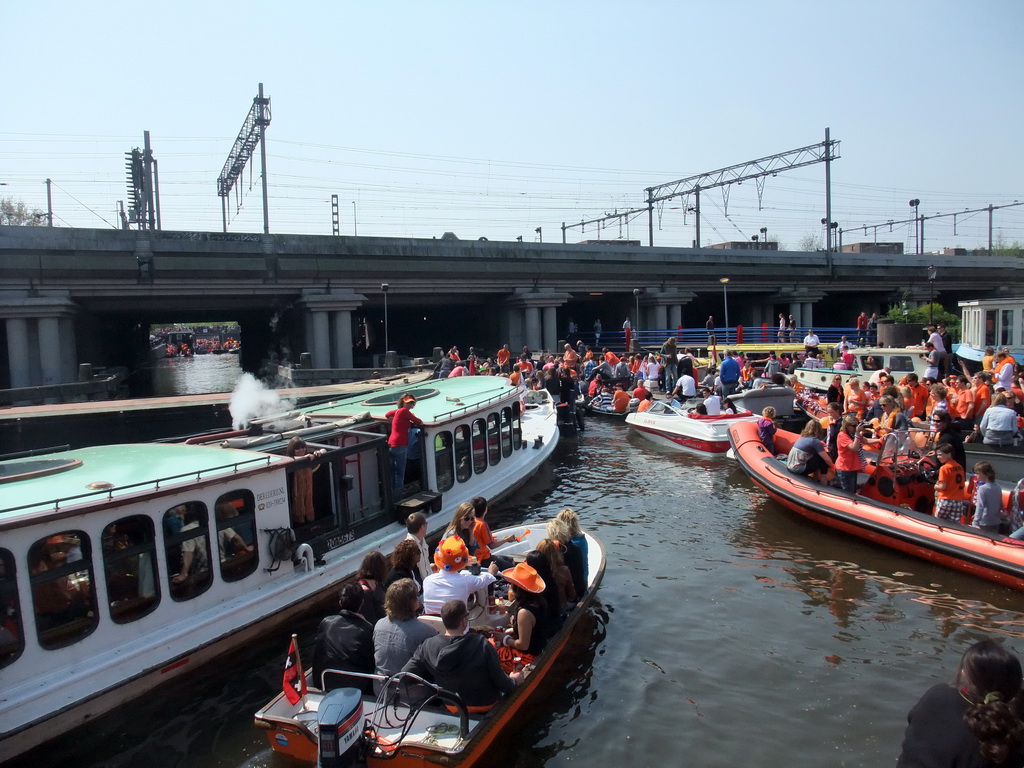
840, 242, 903, 254
577, 239, 642, 246
706, 241, 779, 251
939, 248, 968, 256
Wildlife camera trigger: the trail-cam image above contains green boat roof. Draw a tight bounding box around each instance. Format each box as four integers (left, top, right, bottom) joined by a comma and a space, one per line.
0, 443, 283, 518
298, 376, 519, 424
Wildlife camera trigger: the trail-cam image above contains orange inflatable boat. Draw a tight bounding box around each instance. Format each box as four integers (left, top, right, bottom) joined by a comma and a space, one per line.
728, 420, 1024, 591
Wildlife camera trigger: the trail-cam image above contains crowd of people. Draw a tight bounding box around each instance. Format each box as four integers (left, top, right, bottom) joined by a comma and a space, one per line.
310, 503, 589, 711
782, 341, 1024, 535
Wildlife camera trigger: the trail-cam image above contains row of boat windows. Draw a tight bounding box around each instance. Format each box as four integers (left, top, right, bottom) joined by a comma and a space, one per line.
432, 405, 523, 493
0, 489, 259, 667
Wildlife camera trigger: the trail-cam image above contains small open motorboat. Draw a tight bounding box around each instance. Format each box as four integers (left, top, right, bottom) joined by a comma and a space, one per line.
626, 400, 758, 454
254, 524, 605, 767
728, 420, 1024, 591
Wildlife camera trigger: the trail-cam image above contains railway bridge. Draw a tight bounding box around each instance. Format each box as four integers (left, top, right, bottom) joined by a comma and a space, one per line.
0, 225, 1016, 391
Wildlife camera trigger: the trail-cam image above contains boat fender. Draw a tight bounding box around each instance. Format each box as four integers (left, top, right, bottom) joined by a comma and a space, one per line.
295, 543, 315, 572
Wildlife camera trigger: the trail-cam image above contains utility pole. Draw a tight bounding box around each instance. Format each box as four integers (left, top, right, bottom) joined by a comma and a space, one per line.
331, 194, 340, 236
258, 82, 270, 235
45, 178, 53, 227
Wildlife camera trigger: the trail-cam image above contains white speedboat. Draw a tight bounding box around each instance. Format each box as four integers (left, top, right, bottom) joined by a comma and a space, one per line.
0, 376, 558, 763
626, 400, 758, 454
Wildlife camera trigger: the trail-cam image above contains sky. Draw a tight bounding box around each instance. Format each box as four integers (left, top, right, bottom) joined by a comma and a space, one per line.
3, 1, 1023, 252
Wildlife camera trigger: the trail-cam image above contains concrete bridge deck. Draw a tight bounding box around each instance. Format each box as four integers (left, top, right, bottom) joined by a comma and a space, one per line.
0, 225, 1017, 393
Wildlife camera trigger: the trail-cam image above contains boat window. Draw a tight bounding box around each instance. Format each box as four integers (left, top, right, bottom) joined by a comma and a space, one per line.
500, 407, 513, 458
214, 491, 259, 583
487, 413, 501, 466
454, 424, 472, 484
163, 503, 213, 602
471, 419, 487, 475
29, 531, 98, 650
512, 402, 523, 450
888, 355, 914, 373
985, 310, 997, 347
0, 549, 23, 668
1000, 310, 1015, 346
434, 431, 454, 493
102, 516, 159, 624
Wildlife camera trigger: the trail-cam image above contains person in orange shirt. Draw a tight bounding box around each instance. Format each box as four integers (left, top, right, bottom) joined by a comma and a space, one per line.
933, 443, 968, 522
562, 344, 579, 369
948, 374, 975, 430
611, 383, 631, 413
603, 349, 620, 366
903, 374, 930, 420
844, 377, 868, 419
509, 364, 522, 387
496, 344, 511, 374
972, 372, 992, 422
637, 391, 655, 412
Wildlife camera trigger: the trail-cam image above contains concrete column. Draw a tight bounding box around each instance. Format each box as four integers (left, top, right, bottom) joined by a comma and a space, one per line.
542, 306, 557, 353
524, 306, 542, 352
332, 310, 354, 369
6, 317, 31, 389
669, 305, 682, 330
59, 317, 76, 383
38, 316, 62, 387
311, 311, 330, 369
801, 302, 814, 329
654, 304, 668, 332
507, 308, 523, 351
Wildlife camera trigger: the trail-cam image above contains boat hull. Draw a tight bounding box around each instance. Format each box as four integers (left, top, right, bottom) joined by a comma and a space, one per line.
729, 421, 1024, 591
627, 403, 758, 455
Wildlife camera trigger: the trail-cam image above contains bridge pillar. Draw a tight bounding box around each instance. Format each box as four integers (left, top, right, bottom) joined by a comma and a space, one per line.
772, 288, 825, 334
298, 290, 368, 369
0, 291, 78, 392
641, 289, 696, 339
5, 318, 30, 389
542, 306, 557, 353
506, 289, 571, 354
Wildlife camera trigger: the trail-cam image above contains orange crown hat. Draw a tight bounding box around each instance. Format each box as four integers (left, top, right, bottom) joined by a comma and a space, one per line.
501, 562, 546, 594
434, 535, 470, 572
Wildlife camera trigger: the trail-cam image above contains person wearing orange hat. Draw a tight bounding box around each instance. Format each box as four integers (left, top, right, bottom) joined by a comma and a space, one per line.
498, 562, 549, 667
422, 535, 498, 615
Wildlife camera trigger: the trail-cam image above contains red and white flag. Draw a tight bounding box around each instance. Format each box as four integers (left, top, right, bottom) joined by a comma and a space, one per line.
282, 634, 307, 705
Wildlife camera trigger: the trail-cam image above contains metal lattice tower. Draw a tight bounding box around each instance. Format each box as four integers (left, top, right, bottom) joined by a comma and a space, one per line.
217, 83, 272, 233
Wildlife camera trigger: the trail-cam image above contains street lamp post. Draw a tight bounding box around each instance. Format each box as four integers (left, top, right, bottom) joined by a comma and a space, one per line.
927, 265, 937, 325
380, 283, 390, 354
720, 278, 730, 344
759, 226, 768, 249
633, 288, 642, 347
535, 227, 542, 243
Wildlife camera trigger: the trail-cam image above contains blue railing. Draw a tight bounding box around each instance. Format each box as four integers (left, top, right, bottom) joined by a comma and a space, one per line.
576, 326, 868, 351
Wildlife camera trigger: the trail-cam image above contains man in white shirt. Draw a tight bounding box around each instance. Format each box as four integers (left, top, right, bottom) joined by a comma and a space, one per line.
802, 330, 820, 353
671, 372, 697, 402
422, 536, 498, 615
701, 388, 722, 415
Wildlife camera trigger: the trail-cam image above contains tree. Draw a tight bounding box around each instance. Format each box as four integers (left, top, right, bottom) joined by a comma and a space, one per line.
797, 233, 819, 252
0, 197, 46, 226
885, 294, 960, 339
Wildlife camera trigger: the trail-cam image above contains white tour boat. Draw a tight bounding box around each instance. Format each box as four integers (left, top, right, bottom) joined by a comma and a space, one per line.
793, 346, 933, 392
0, 376, 558, 763
958, 295, 1024, 371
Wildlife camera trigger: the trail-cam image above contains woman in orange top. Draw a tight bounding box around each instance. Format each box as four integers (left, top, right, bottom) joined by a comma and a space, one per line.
933, 443, 968, 522
471, 496, 514, 566
844, 377, 868, 419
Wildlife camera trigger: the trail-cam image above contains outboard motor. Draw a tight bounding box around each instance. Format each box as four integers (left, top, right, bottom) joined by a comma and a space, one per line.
317, 688, 363, 767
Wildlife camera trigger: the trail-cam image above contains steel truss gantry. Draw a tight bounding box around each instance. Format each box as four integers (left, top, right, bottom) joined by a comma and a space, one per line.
217, 83, 272, 233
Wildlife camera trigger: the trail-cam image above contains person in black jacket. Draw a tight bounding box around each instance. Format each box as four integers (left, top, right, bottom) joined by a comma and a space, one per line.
311, 582, 375, 691
402, 600, 519, 708
897, 639, 1024, 767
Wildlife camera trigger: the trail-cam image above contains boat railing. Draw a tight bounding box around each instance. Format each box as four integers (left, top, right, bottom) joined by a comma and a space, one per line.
429, 390, 517, 422
0, 454, 276, 516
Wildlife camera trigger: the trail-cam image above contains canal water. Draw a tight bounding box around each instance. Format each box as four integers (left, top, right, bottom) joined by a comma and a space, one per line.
143, 354, 243, 396
18, 404, 1024, 768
